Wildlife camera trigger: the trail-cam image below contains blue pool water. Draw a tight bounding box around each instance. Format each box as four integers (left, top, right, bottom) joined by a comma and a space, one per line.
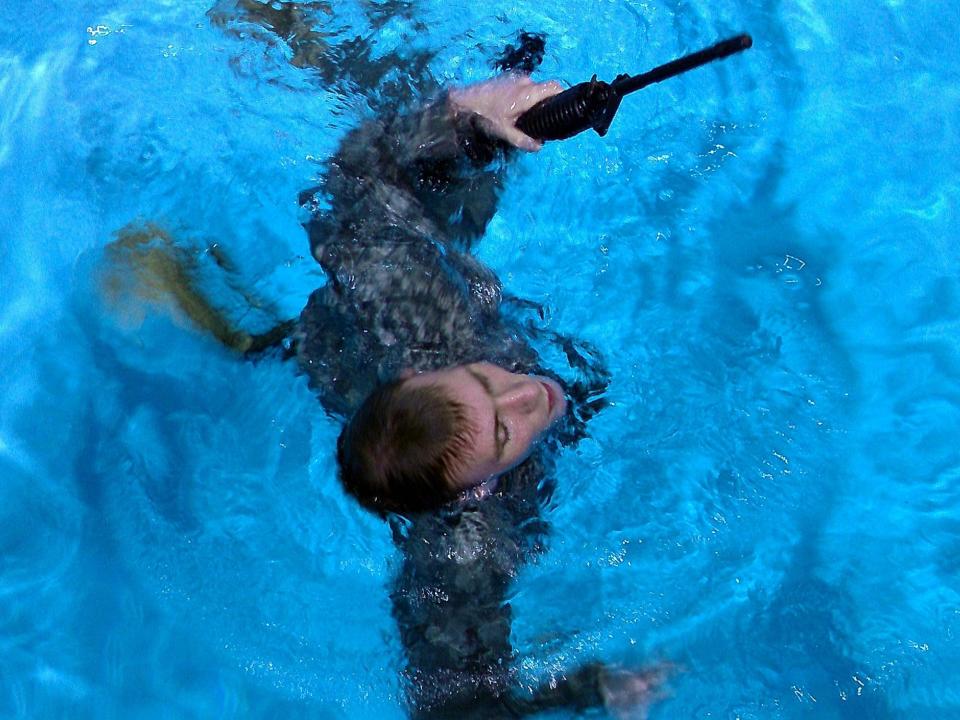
2, 0, 958, 717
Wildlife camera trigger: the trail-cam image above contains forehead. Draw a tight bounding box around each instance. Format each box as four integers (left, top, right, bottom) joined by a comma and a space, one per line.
409, 365, 484, 397
437, 367, 494, 427
414, 366, 500, 475
405, 364, 493, 424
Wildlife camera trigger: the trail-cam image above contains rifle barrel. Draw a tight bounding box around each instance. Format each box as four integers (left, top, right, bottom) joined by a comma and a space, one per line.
614, 34, 752, 96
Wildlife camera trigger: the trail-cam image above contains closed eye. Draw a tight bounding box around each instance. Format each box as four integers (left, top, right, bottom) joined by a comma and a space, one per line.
496, 418, 510, 457
468, 366, 507, 460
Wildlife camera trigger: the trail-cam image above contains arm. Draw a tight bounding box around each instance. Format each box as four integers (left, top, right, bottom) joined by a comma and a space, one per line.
505, 662, 669, 718
391, 475, 666, 719
307, 76, 563, 264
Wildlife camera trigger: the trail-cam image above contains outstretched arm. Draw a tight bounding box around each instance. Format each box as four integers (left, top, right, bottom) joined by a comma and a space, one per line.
392, 490, 667, 720
505, 662, 670, 718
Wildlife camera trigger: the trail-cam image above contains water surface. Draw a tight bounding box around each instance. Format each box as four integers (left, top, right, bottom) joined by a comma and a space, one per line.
1, 0, 958, 717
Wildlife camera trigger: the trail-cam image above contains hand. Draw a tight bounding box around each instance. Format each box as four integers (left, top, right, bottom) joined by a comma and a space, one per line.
599, 663, 673, 720
448, 75, 564, 152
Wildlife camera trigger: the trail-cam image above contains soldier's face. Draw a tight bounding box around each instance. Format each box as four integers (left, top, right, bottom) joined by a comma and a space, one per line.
404, 362, 566, 488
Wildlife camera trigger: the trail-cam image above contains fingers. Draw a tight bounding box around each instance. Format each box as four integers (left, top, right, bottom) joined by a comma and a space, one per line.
451, 74, 561, 150
473, 113, 542, 152
497, 123, 543, 152
507, 79, 561, 149
509, 77, 564, 114
531, 79, 564, 101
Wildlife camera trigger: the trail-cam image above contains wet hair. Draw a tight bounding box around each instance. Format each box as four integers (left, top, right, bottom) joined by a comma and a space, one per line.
336, 378, 476, 515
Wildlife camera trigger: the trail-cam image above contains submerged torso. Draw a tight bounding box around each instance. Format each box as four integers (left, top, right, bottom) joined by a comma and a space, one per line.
294, 99, 541, 417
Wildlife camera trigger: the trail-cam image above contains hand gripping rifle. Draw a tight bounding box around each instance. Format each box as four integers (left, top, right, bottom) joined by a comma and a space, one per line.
515, 34, 753, 142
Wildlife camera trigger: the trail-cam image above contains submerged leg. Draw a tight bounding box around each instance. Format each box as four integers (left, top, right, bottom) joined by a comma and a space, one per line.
244, 318, 297, 359
100, 223, 294, 358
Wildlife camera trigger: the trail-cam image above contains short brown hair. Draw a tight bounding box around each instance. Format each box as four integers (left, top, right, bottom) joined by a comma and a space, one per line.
336, 378, 475, 515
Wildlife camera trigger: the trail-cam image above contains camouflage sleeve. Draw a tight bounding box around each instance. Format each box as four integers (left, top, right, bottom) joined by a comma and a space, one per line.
308, 93, 507, 267
502, 663, 607, 716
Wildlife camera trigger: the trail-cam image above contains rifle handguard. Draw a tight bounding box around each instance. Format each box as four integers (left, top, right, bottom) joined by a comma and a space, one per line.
515, 76, 624, 141
514, 34, 752, 143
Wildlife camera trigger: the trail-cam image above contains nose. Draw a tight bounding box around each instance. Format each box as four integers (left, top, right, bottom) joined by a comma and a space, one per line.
494, 376, 541, 414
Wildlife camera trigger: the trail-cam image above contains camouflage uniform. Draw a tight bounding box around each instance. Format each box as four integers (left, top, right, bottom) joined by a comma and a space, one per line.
296, 98, 611, 717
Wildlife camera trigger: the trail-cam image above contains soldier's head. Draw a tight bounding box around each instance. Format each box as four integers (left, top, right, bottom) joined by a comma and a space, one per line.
337, 362, 566, 514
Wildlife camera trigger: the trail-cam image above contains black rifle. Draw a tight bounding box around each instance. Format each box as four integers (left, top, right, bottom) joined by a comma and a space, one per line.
515, 34, 752, 141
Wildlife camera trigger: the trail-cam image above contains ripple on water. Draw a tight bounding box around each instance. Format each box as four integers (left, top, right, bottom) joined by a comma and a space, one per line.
3, 0, 960, 716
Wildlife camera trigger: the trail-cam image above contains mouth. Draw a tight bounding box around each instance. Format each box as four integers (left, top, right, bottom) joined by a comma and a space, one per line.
541, 380, 556, 417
